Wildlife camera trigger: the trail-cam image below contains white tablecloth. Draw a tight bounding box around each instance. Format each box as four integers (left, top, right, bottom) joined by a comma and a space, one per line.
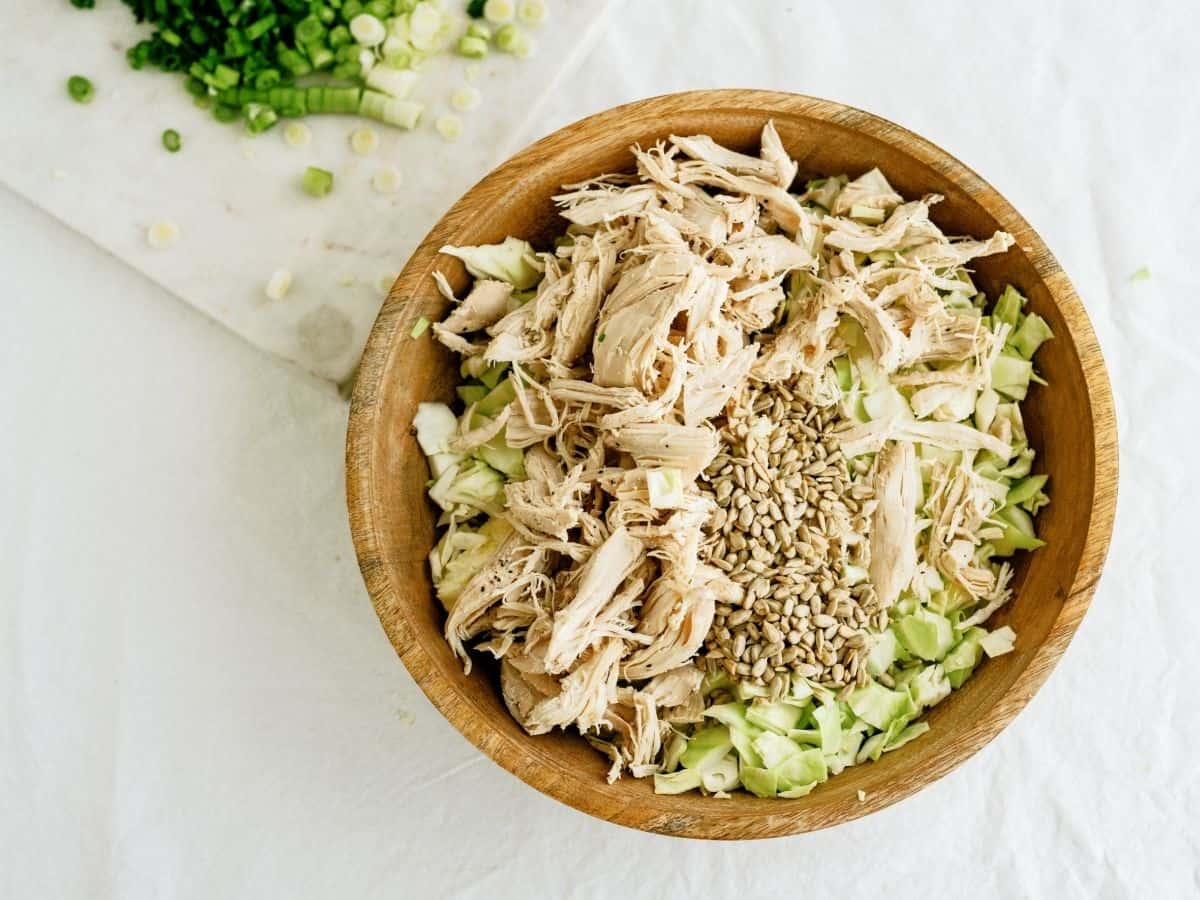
3, 1, 1199, 897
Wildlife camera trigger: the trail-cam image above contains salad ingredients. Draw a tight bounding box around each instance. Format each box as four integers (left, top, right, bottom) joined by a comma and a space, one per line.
415, 124, 1052, 797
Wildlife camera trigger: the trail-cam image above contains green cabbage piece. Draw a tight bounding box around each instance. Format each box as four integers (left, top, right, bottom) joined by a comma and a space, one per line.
476, 434, 525, 479
456, 384, 488, 406
701, 754, 741, 792
1007, 474, 1049, 514
680, 725, 733, 771
413, 401, 457, 455
1009, 312, 1054, 359
646, 467, 685, 508
812, 702, 843, 759
430, 516, 511, 609
993, 285, 1025, 328
847, 681, 914, 730
865, 630, 898, 676
476, 378, 517, 416
440, 236, 543, 290
991, 352, 1034, 401
653, 768, 704, 795
894, 608, 955, 661
429, 458, 505, 516
907, 664, 951, 710
739, 763, 778, 798
745, 700, 807, 735
943, 628, 986, 688
883, 721, 930, 752
980, 625, 1017, 658
703, 702, 765, 767
990, 504, 1046, 555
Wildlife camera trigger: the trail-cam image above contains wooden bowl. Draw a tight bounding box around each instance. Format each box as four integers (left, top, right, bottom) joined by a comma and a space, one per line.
346, 90, 1117, 839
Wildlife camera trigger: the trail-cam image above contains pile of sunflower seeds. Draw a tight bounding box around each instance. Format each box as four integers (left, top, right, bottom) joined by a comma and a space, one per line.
701, 383, 884, 699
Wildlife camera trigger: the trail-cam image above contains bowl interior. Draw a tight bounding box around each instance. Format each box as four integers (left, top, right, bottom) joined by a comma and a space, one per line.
347, 91, 1116, 838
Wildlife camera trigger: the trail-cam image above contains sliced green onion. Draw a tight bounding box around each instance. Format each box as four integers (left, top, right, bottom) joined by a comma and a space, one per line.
213, 103, 240, 123
494, 23, 531, 55
350, 13, 386, 46
244, 103, 279, 134
484, 0, 515, 23
365, 66, 419, 99
457, 35, 489, 58
283, 122, 313, 147
296, 15, 326, 45
146, 220, 180, 249
517, 0, 547, 25
265, 269, 293, 301
411, 316, 430, 338
302, 166, 335, 198
435, 113, 462, 142
466, 22, 493, 40
349, 126, 380, 155
372, 165, 403, 194
67, 75, 94, 104
329, 24, 352, 48
359, 91, 423, 128
450, 86, 481, 112
161, 128, 182, 152
466, 0, 487, 17
305, 43, 335, 70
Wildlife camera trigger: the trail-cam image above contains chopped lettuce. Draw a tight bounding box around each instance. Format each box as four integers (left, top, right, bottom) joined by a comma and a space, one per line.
679, 725, 733, 771
1009, 312, 1054, 359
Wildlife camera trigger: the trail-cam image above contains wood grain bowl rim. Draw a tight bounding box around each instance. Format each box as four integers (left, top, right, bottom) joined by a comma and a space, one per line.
346, 90, 1118, 839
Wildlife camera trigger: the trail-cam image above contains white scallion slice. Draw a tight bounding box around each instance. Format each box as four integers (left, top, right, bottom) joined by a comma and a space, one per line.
483, 0, 515, 23
435, 113, 463, 142
450, 86, 481, 112
265, 269, 293, 301
350, 13, 386, 47
283, 122, 312, 148
146, 220, 179, 249
372, 166, 403, 194
517, 0, 546, 25
350, 126, 380, 155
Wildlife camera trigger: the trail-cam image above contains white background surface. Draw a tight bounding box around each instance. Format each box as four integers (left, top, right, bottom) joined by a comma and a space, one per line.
3, 1, 1199, 898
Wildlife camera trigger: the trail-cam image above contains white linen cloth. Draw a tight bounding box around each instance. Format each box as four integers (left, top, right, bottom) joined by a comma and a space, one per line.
3, 1, 1199, 897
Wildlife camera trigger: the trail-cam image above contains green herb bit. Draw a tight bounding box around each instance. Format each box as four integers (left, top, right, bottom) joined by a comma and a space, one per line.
67, 75, 94, 104
411, 316, 431, 338
302, 166, 335, 198
161, 129, 182, 152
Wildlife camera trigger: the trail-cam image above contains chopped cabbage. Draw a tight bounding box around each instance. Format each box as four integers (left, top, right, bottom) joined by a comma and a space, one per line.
440, 237, 543, 290
413, 401, 457, 455
646, 467, 685, 509
894, 609, 955, 661
980, 625, 1017, 658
